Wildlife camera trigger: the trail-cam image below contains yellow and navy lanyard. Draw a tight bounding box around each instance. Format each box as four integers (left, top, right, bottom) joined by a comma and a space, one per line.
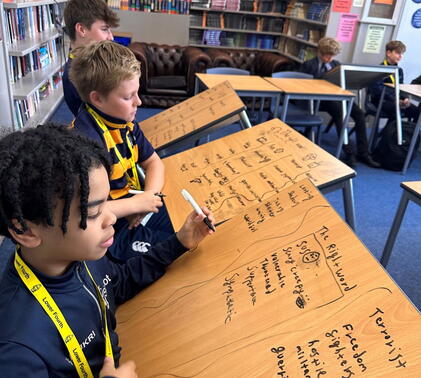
14, 248, 114, 378
86, 105, 140, 190
384, 59, 395, 85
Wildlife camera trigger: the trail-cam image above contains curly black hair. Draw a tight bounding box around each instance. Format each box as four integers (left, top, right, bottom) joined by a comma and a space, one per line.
0, 123, 110, 238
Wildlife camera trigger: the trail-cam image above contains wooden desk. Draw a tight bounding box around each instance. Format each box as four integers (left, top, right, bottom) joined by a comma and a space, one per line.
195, 73, 281, 123
116, 179, 421, 377
140, 81, 250, 153
381, 181, 421, 267
162, 118, 356, 230
265, 78, 355, 158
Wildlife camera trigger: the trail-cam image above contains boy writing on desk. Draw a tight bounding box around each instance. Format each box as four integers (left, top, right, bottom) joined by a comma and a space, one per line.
0, 124, 214, 376
69, 40, 173, 261
369, 40, 420, 123
63, 0, 119, 116
300, 37, 380, 168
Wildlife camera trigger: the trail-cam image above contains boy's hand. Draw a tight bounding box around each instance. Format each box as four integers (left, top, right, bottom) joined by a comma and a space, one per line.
400, 98, 410, 108
132, 190, 163, 213
176, 207, 215, 249
126, 213, 147, 230
99, 357, 138, 378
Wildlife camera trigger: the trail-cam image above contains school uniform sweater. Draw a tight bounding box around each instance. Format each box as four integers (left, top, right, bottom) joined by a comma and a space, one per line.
0, 235, 187, 377
63, 56, 83, 117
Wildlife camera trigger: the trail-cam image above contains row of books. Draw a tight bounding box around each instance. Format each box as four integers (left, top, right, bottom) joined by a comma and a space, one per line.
198, 29, 277, 49
191, 0, 288, 13
14, 71, 62, 129
107, 0, 191, 14
283, 19, 322, 43
285, 0, 330, 23
191, 11, 284, 32
8, 38, 62, 84
2, 3, 63, 45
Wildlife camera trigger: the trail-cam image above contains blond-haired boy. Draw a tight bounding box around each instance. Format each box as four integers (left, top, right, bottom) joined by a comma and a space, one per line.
70, 40, 173, 261
300, 37, 380, 168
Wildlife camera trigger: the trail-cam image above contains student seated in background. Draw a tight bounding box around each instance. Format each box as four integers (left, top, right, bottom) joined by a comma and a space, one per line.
0, 124, 214, 376
370, 40, 420, 123
63, 0, 119, 116
300, 37, 380, 168
69, 40, 175, 261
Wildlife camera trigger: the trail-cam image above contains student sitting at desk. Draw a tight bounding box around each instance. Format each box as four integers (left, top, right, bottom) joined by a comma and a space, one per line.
63, 0, 119, 116
369, 40, 420, 123
69, 41, 174, 261
0, 124, 214, 376
300, 37, 380, 168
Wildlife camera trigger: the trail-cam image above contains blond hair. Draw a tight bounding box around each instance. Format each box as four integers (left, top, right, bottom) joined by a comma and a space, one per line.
69, 40, 140, 102
317, 37, 341, 56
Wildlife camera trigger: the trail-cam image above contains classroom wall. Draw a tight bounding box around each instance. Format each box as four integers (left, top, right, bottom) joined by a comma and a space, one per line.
394, 0, 421, 83
113, 10, 189, 45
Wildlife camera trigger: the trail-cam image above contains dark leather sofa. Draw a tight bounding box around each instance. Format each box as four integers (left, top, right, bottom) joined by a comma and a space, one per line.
129, 42, 211, 107
205, 48, 295, 76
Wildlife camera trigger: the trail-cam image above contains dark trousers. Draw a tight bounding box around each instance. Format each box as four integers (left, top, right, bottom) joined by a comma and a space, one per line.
319, 101, 369, 156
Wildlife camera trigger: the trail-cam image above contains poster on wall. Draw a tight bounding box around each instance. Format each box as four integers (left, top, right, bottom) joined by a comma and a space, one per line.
336, 13, 359, 42
353, 0, 364, 6
332, 0, 352, 13
362, 24, 386, 53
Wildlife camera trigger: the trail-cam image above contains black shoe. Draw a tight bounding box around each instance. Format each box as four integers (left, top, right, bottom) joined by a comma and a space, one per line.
357, 154, 381, 168
342, 153, 357, 168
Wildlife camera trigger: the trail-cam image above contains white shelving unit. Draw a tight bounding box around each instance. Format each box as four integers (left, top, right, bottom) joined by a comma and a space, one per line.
0, 0, 68, 130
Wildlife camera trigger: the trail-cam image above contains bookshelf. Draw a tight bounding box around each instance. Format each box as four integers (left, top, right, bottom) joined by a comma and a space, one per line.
188, 0, 331, 63
0, 0, 67, 130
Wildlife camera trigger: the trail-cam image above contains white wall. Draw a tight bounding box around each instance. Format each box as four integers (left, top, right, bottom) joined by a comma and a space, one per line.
394, 0, 421, 83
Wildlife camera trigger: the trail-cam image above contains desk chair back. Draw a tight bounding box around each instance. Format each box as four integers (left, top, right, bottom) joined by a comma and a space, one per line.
270, 72, 323, 143
206, 67, 250, 75
272, 71, 313, 79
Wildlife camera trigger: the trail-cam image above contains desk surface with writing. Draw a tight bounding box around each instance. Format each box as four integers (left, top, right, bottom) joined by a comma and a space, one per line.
116, 178, 421, 377
140, 81, 246, 150
162, 118, 354, 230
265, 77, 355, 97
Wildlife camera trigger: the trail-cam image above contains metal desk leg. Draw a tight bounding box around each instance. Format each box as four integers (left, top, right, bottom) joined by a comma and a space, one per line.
272, 93, 281, 119
369, 86, 386, 152
335, 97, 354, 159
342, 178, 356, 231
380, 190, 410, 267
401, 114, 421, 175
194, 77, 200, 95
239, 110, 252, 129
280, 94, 290, 122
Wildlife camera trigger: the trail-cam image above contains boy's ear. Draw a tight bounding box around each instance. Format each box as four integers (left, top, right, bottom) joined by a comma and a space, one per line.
89, 91, 105, 108
8, 219, 42, 248
75, 22, 88, 38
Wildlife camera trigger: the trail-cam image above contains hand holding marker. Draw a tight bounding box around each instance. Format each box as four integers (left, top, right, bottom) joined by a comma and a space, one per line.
181, 189, 216, 232
128, 189, 166, 199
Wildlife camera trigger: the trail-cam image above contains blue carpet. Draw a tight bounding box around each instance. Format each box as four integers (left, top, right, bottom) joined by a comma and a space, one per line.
1, 100, 420, 310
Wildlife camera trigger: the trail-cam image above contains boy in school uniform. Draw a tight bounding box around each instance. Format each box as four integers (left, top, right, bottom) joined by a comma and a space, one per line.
0, 124, 214, 376
69, 40, 174, 261
369, 40, 420, 123
300, 37, 380, 168
63, 0, 119, 116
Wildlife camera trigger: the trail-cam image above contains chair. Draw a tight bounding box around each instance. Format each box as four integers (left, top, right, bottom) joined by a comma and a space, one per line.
206, 67, 250, 75
271, 71, 324, 144
129, 42, 212, 108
